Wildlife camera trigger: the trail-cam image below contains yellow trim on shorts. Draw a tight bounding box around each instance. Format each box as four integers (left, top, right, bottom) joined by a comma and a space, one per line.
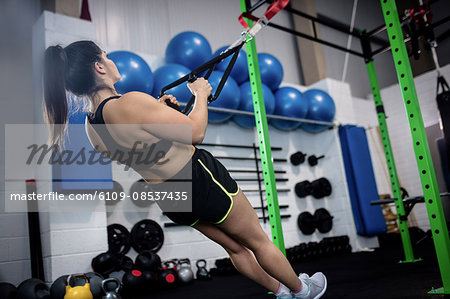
189, 219, 200, 227
197, 159, 239, 224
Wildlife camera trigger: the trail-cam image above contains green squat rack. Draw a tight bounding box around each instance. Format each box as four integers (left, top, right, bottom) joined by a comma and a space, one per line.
237, 0, 450, 293
360, 26, 418, 264
380, 0, 450, 294
240, 0, 286, 254
364, 60, 418, 264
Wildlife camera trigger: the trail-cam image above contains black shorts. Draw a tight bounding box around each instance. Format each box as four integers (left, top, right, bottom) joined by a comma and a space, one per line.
164, 147, 239, 226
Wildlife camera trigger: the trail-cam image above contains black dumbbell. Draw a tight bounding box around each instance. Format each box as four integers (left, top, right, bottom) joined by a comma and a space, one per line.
314, 208, 333, 233
297, 212, 316, 235
308, 155, 325, 166
297, 209, 334, 235
311, 178, 332, 199
290, 151, 306, 166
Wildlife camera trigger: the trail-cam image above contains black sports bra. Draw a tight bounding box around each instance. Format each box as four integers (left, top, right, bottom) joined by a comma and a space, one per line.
87, 96, 173, 170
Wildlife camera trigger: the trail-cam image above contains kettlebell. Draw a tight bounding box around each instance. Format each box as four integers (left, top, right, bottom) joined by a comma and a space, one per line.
101, 278, 121, 299
160, 260, 178, 287
196, 259, 211, 280
177, 258, 194, 283
64, 274, 93, 299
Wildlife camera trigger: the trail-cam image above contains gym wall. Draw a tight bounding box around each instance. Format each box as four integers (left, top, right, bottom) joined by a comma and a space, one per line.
0, 0, 42, 285
88, 0, 302, 86
376, 63, 450, 230
1, 0, 446, 286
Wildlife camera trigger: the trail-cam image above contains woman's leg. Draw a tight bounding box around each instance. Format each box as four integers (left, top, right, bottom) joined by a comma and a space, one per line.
217, 189, 302, 292
193, 221, 280, 292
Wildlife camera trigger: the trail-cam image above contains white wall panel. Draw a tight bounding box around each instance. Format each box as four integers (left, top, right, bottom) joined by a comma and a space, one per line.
89, 0, 301, 84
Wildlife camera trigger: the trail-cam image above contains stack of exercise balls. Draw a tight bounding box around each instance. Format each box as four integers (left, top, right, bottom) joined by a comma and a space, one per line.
108, 31, 336, 133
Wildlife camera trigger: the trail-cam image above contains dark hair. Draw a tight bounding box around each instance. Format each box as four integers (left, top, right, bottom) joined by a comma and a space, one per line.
43, 40, 103, 146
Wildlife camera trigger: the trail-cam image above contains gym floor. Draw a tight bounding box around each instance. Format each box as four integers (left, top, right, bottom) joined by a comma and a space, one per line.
133, 236, 444, 299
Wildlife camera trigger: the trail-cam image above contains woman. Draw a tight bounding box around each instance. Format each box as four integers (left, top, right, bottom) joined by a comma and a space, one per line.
43, 40, 326, 299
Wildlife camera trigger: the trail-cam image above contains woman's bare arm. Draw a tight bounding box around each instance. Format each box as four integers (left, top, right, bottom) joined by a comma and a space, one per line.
105, 79, 211, 144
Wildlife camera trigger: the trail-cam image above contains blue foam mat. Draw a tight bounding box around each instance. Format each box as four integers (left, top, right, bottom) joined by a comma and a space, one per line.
339, 125, 386, 236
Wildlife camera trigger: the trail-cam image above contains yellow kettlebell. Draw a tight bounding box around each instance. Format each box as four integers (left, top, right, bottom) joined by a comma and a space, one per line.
64, 274, 93, 299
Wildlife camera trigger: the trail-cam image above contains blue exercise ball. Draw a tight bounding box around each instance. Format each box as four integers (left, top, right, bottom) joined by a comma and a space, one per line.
271, 87, 308, 131
208, 71, 241, 123
152, 64, 192, 102
108, 51, 153, 94
213, 46, 248, 84
258, 53, 283, 91
233, 81, 275, 128
166, 31, 212, 70
301, 89, 336, 133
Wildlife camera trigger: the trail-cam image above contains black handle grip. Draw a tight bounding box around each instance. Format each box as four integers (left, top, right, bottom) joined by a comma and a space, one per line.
188, 73, 197, 83
165, 99, 181, 111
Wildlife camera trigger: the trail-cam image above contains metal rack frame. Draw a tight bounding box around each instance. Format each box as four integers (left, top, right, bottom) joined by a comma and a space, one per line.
241, 0, 450, 292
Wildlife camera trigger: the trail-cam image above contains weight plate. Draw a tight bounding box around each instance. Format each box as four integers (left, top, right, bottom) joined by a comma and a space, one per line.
105, 181, 124, 205
290, 151, 306, 166
131, 219, 164, 253
107, 224, 132, 255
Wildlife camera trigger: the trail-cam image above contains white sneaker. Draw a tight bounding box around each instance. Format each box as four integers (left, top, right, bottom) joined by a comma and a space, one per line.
275, 282, 293, 299
292, 272, 327, 299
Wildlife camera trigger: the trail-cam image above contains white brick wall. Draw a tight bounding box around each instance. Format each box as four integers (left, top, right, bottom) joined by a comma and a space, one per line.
0, 11, 110, 283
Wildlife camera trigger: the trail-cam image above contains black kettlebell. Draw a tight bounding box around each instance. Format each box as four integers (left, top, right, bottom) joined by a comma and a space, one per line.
17, 278, 50, 299
160, 260, 179, 287
195, 259, 211, 280
122, 270, 145, 295
135, 250, 161, 271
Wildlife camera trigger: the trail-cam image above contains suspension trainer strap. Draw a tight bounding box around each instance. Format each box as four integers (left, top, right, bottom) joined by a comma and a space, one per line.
238, 0, 290, 29
160, 43, 244, 113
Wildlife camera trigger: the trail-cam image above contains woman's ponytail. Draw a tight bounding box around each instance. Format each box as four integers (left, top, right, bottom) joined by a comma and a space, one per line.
43, 45, 68, 146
